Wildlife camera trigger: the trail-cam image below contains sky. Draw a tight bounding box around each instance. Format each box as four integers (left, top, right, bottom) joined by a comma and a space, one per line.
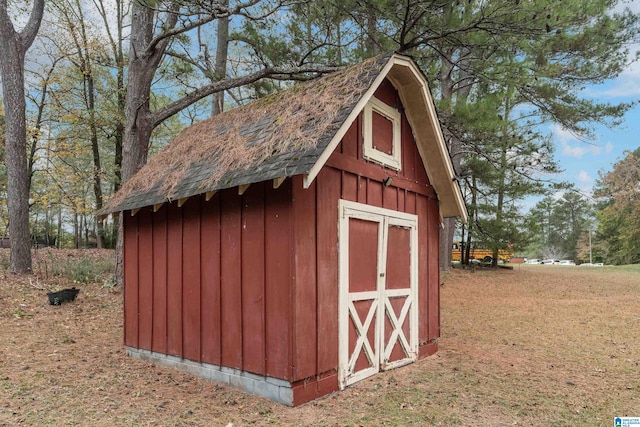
547, 1, 640, 201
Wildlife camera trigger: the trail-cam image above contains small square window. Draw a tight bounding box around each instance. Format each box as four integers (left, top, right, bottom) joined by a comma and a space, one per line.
363, 96, 402, 170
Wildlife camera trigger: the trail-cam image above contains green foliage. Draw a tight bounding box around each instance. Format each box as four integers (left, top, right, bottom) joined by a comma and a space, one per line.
456, 90, 557, 263
609, 264, 640, 274
526, 192, 595, 260
592, 149, 640, 265
40, 252, 114, 284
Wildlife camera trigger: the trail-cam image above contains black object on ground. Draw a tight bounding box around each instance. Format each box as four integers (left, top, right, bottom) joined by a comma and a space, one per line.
47, 288, 80, 305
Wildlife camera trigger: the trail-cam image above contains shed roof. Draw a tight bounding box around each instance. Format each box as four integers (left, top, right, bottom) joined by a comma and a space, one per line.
101, 53, 467, 222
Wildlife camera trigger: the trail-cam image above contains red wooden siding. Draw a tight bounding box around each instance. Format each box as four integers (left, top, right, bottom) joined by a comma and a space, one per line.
200, 193, 221, 365
138, 208, 154, 351
123, 213, 138, 348
264, 180, 293, 379
220, 190, 242, 369
291, 169, 437, 374
427, 195, 441, 341
152, 205, 168, 355
166, 202, 183, 357
182, 197, 201, 362
241, 182, 266, 375
315, 167, 341, 375
123, 184, 294, 380
292, 176, 317, 380
417, 194, 430, 347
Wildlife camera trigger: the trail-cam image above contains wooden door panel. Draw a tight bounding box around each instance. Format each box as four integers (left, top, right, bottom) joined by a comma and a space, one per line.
339, 200, 418, 389
348, 218, 379, 293
385, 225, 411, 290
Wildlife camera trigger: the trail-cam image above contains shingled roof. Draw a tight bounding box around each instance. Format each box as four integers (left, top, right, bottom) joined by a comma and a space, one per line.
101, 53, 467, 222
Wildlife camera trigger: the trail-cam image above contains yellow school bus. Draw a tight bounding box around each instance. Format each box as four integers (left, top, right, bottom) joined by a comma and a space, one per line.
451, 242, 513, 262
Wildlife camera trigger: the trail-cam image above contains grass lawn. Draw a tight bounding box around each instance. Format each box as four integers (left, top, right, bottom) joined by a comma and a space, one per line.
0, 250, 638, 426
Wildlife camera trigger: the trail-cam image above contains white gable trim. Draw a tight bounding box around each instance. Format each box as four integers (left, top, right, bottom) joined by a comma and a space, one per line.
303, 57, 397, 189
303, 54, 468, 223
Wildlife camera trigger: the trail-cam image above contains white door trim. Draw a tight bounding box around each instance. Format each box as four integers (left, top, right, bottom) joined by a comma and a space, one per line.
338, 199, 419, 389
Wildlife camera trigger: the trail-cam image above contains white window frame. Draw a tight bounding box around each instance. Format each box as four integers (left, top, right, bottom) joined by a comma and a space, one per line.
362, 96, 402, 171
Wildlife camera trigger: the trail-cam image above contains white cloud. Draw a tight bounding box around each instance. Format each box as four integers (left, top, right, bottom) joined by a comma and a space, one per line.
551, 124, 579, 144
577, 170, 591, 184
562, 144, 587, 158
560, 141, 605, 158
553, 125, 609, 158
592, 66, 640, 98
605, 141, 614, 153
614, 1, 640, 14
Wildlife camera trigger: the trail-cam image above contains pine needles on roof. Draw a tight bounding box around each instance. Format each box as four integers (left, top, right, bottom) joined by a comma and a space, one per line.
104, 54, 389, 212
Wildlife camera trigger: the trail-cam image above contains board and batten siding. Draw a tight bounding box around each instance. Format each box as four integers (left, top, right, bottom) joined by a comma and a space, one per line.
123, 78, 441, 404
124, 180, 295, 381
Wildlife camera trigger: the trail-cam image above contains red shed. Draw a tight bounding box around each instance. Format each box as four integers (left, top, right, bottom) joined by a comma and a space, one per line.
102, 53, 467, 406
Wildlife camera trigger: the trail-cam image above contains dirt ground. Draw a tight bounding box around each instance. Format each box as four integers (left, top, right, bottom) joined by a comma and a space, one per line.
0, 250, 638, 426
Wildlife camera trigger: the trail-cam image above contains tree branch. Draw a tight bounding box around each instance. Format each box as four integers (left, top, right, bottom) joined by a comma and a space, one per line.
145, 0, 264, 55
150, 65, 340, 128
19, 0, 45, 52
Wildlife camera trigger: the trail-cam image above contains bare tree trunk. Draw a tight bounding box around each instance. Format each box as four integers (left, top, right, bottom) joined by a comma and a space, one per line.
92, 0, 127, 249
211, 0, 229, 116
0, 0, 44, 273
437, 41, 472, 271
437, 45, 456, 272
86, 37, 105, 249
439, 218, 455, 270
83, 213, 89, 248
57, 206, 62, 249
465, 176, 477, 265
73, 212, 79, 249
1, 42, 32, 269
365, 13, 378, 56
115, 3, 178, 284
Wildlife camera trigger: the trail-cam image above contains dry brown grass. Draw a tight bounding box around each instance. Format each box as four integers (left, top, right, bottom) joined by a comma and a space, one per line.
1, 251, 638, 426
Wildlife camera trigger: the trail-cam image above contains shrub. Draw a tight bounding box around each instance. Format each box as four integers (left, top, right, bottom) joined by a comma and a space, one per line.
36, 250, 114, 284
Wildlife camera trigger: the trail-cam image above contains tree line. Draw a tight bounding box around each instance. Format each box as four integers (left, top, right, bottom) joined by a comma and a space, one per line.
518, 146, 640, 265
0, 0, 638, 275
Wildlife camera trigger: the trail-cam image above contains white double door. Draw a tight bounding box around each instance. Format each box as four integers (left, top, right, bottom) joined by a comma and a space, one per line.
338, 200, 418, 389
